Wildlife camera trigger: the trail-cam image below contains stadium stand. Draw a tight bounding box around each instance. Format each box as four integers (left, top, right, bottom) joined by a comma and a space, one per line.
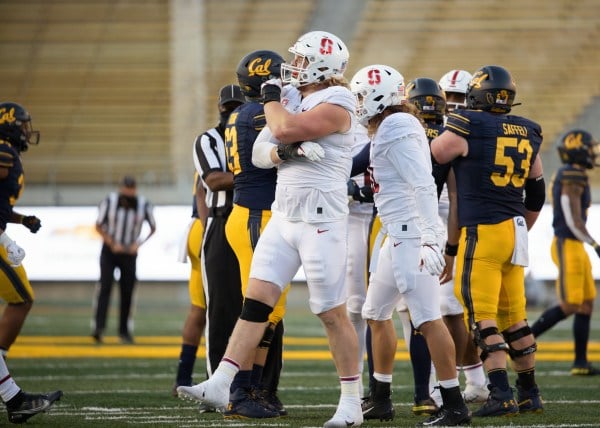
350, 0, 600, 155
0, 0, 598, 201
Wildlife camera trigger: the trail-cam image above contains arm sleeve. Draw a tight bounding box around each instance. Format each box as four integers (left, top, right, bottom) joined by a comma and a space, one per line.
252, 126, 278, 169
388, 134, 439, 243
560, 193, 591, 243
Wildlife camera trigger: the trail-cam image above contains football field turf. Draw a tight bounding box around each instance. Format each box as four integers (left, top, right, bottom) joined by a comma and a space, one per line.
1, 282, 599, 427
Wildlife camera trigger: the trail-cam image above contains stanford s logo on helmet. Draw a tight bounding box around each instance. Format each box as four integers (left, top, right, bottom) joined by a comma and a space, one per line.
236, 50, 284, 99
0, 102, 40, 152
281, 30, 349, 88
557, 129, 600, 169
466, 65, 516, 114
350, 64, 406, 126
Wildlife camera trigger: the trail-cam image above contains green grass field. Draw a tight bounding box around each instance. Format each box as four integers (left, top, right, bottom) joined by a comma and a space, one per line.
2, 282, 599, 427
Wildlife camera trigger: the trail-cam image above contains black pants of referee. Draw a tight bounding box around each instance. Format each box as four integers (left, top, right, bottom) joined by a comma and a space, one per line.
203, 213, 243, 375
93, 244, 137, 338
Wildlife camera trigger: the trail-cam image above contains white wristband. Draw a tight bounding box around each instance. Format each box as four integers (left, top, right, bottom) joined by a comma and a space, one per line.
0, 232, 13, 247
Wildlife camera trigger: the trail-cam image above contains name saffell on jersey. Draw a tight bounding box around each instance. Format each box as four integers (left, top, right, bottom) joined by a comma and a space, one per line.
445, 109, 543, 227
272, 86, 356, 223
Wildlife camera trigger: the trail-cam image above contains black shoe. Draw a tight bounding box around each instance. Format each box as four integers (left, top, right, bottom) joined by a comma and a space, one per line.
119, 333, 134, 344
516, 382, 543, 413
473, 385, 518, 417
223, 387, 279, 419
255, 388, 287, 416
571, 363, 600, 376
7, 390, 63, 424
91, 332, 102, 344
361, 395, 394, 421
419, 405, 471, 426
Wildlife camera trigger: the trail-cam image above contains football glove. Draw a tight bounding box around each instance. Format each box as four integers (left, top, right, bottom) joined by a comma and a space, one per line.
261, 78, 283, 104
0, 233, 25, 267
419, 243, 445, 276
347, 179, 374, 203
22, 215, 41, 233
277, 141, 325, 162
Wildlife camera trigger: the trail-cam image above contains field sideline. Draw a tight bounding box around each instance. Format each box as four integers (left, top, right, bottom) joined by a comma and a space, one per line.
9, 335, 600, 361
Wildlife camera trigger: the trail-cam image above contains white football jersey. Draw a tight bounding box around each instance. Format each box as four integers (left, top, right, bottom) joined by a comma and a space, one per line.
370, 112, 439, 239
272, 86, 356, 223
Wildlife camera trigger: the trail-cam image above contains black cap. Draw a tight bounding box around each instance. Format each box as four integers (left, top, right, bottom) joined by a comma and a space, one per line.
120, 175, 136, 188
218, 84, 245, 106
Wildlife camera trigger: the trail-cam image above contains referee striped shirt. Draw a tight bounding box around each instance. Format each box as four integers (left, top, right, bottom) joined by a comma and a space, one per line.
96, 193, 156, 246
192, 127, 233, 214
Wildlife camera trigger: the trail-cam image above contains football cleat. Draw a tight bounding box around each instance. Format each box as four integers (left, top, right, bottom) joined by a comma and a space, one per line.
222, 387, 279, 419
472, 385, 518, 417
6, 390, 63, 424
571, 363, 600, 376
323, 404, 363, 427
176, 380, 228, 410
419, 405, 471, 426
254, 388, 287, 416
516, 382, 543, 413
361, 394, 394, 421
412, 397, 439, 416
462, 382, 490, 403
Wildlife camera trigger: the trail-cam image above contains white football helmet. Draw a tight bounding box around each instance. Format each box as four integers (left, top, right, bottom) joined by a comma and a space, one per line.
350, 64, 406, 126
438, 69, 472, 110
281, 31, 349, 88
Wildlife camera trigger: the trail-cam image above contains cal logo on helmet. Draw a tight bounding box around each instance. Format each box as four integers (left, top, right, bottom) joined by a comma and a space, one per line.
0, 107, 16, 125
248, 57, 274, 77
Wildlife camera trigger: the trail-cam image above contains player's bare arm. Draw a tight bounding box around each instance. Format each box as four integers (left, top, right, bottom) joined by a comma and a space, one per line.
430, 130, 468, 164
265, 101, 351, 143
440, 168, 459, 284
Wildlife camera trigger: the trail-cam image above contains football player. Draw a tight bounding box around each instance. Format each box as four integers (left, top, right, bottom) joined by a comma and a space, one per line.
179, 30, 363, 427
431, 65, 545, 416
190, 84, 245, 411
221, 50, 288, 419
0, 101, 63, 422
351, 65, 470, 426
411, 74, 489, 405
438, 69, 473, 113
531, 129, 600, 376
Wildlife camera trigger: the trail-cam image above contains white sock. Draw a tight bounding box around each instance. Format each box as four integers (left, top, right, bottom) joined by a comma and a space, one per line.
211, 357, 240, 389
439, 378, 460, 389
0, 358, 20, 402
429, 362, 438, 393
340, 374, 361, 400
463, 362, 487, 386
373, 372, 393, 383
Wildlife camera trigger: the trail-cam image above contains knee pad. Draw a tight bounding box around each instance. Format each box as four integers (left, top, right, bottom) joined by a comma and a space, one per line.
240, 298, 273, 323
502, 325, 537, 360
473, 324, 509, 362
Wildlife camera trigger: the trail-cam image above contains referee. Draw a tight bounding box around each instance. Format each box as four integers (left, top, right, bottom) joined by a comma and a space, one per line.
92, 175, 156, 344
193, 84, 245, 377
